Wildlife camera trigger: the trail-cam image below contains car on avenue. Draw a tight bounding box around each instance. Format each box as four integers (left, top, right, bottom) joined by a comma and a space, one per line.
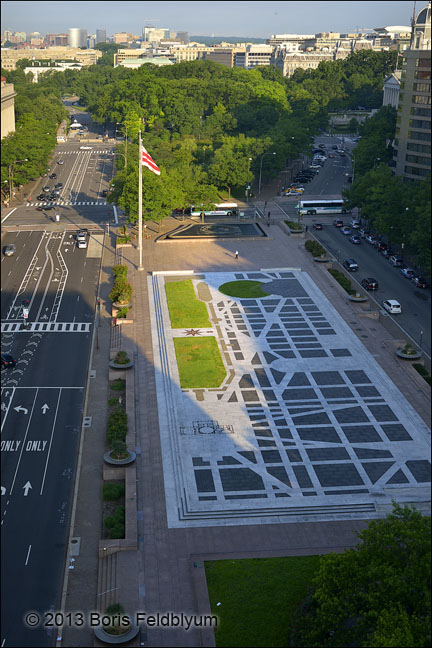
349, 235, 361, 244
341, 226, 351, 235
400, 267, 416, 279
328, 153, 335, 158
343, 258, 359, 272
361, 278, 379, 291
49, 173, 57, 179
55, 182, 63, 189
382, 299, 402, 314
366, 234, 378, 246
36, 205, 54, 211
1, 354, 16, 369
101, 189, 109, 197
57, 159, 65, 165
36, 193, 47, 201
79, 146, 92, 150
413, 276, 428, 288
334, 219, 344, 228
377, 241, 388, 252
389, 255, 404, 267
42, 186, 50, 193
313, 223, 323, 230
3, 244, 16, 257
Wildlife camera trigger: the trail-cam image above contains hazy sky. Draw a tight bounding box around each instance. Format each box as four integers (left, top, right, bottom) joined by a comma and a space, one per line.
2, 1, 418, 37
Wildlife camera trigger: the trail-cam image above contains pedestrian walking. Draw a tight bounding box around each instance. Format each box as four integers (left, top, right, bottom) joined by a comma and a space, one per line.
235, 250, 239, 259
267, 211, 271, 219
305, 225, 308, 232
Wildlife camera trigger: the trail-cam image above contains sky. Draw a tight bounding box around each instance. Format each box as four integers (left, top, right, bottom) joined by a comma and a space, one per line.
2, 0, 418, 37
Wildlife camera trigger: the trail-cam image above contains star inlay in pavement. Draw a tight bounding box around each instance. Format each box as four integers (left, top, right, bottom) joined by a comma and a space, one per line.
184, 329, 202, 336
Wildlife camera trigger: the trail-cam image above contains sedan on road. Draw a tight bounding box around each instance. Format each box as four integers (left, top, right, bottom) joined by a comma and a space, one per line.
349, 235, 361, 244
382, 299, 402, 314
400, 267, 416, 279
36, 194, 46, 201
1, 354, 16, 369
334, 219, 344, 228
49, 173, 57, 179
3, 244, 16, 257
361, 278, 379, 291
80, 146, 92, 150
313, 223, 323, 230
341, 226, 351, 235
389, 256, 404, 267
413, 276, 428, 289
366, 234, 378, 245
58, 159, 65, 165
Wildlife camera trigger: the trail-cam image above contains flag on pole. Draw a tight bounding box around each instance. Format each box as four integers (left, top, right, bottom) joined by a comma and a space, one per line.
141, 145, 160, 175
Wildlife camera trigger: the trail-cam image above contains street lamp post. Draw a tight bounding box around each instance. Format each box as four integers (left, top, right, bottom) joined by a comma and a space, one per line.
8, 158, 28, 205
246, 157, 252, 202
116, 122, 127, 167
258, 152, 276, 195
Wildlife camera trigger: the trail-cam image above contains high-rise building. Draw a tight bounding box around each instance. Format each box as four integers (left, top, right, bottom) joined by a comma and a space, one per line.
96, 29, 106, 44
69, 27, 88, 48
393, 1, 431, 180
88, 34, 96, 48
3, 29, 13, 42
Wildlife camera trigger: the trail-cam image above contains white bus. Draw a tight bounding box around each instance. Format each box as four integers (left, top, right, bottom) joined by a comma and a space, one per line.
190, 202, 239, 217
298, 199, 349, 216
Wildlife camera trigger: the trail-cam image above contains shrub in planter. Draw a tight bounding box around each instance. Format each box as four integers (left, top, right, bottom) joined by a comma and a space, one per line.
305, 240, 326, 257
116, 307, 129, 318
413, 364, 431, 386
116, 236, 131, 244
328, 268, 356, 295
284, 220, 303, 230
107, 407, 127, 446
400, 343, 417, 356
114, 351, 130, 364
109, 278, 132, 304
110, 378, 125, 391
103, 482, 125, 501
113, 264, 128, 280
104, 505, 125, 539
110, 438, 129, 461
103, 604, 130, 635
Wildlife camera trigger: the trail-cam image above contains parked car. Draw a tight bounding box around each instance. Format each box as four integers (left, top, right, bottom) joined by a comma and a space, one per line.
36, 194, 46, 201
343, 258, 359, 272
341, 226, 351, 235
349, 235, 361, 244
3, 244, 16, 256
361, 278, 379, 291
313, 223, 323, 230
42, 186, 50, 193
1, 354, 16, 369
382, 299, 402, 314
400, 267, 416, 279
309, 164, 321, 169
359, 229, 369, 238
381, 248, 394, 259
366, 234, 378, 245
334, 219, 344, 228
389, 255, 404, 267
331, 145, 338, 149
413, 276, 428, 288
101, 189, 109, 197
55, 182, 63, 189
377, 241, 388, 252
49, 173, 57, 179
350, 220, 360, 229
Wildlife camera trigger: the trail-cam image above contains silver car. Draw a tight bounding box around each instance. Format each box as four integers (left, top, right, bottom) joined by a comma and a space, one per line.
4, 244, 16, 257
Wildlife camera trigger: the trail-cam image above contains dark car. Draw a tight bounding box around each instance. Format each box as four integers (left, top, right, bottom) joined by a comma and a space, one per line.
3, 244, 16, 256
361, 278, 379, 291
55, 182, 63, 189
343, 258, 359, 272
49, 173, 57, 179
413, 276, 428, 288
349, 235, 361, 244
381, 248, 394, 259
313, 223, 323, 230
36, 194, 46, 201
377, 241, 388, 252
101, 189, 109, 197
1, 354, 16, 369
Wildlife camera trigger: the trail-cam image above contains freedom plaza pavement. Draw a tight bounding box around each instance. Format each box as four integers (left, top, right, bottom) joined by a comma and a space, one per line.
62, 212, 431, 647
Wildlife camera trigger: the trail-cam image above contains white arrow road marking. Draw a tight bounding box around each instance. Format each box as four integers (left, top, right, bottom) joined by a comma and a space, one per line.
23, 482, 32, 496
41, 404, 49, 414
1, 487, 6, 496
14, 406, 28, 414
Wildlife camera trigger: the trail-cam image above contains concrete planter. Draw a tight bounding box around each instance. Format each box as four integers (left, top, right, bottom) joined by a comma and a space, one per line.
313, 256, 330, 263
289, 228, 304, 235
109, 360, 134, 370
94, 619, 139, 644
112, 301, 132, 309
104, 450, 136, 466
348, 294, 368, 302
396, 350, 422, 360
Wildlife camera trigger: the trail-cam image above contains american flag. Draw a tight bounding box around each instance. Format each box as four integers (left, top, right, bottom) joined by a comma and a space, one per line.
141, 146, 160, 175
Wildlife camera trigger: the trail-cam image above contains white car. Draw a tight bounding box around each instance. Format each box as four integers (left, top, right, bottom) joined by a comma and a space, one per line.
80, 146, 92, 150
58, 159, 64, 165
382, 299, 402, 314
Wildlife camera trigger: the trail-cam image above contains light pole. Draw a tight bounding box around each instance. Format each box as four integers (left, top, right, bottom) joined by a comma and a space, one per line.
8, 158, 28, 205
258, 152, 276, 195
116, 122, 127, 167
246, 157, 252, 202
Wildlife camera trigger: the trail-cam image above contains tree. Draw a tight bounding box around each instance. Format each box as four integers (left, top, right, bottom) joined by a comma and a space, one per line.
289, 505, 430, 647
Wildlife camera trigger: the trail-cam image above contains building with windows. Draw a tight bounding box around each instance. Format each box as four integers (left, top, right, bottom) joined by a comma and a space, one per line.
96, 29, 106, 44
1, 47, 101, 70
1, 77, 16, 138
393, 2, 431, 180
383, 70, 402, 108
234, 44, 274, 69
69, 28, 88, 48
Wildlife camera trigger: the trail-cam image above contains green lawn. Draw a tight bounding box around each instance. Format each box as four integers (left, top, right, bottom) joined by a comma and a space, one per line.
165, 280, 211, 328
218, 281, 269, 299
205, 555, 321, 647
173, 337, 226, 388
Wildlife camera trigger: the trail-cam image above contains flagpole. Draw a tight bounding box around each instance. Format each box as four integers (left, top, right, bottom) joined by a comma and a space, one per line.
138, 128, 143, 271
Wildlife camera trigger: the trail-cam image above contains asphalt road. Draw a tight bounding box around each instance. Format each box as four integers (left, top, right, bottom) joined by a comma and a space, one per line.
1, 227, 103, 646
275, 135, 431, 359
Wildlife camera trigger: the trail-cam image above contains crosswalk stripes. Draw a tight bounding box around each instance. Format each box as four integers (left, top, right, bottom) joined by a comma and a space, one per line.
27, 201, 108, 207
1, 322, 92, 333
56, 150, 114, 155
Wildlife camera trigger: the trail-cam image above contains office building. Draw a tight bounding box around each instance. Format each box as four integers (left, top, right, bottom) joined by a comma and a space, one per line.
1, 47, 101, 70
393, 1, 431, 180
69, 28, 88, 48
96, 29, 106, 44
234, 44, 274, 69
1, 77, 16, 139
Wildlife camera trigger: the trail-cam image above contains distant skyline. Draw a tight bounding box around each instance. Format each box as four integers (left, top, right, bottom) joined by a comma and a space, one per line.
2, 1, 419, 38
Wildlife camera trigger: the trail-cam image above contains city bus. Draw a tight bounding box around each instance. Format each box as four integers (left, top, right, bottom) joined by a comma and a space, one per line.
190, 203, 239, 217
298, 199, 349, 216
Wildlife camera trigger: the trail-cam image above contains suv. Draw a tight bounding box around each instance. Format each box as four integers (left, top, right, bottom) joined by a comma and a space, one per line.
77, 230, 88, 249
361, 277, 379, 291
343, 258, 359, 272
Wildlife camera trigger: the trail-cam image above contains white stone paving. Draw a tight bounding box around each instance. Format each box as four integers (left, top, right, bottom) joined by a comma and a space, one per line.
148, 269, 431, 528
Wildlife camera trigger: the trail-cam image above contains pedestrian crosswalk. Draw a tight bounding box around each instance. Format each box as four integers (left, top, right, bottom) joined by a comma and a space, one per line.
56, 150, 114, 155
1, 322, 92, 333
27, 201, 108, 207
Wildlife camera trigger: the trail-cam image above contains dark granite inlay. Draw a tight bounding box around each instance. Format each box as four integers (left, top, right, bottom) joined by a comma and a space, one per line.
220, 468, 265, 491
321, 387, 354, 399
242, 391, 260, 402
261, 450, 282, 463
282, 388, 317, 400
299, 350, 327, 358
368, 405, 398, 422
267, 466, 291, 486
307, 447, 350, 461
314, 464, 364, 487
217, 456, 241, 465
361, 461, 394, 483
288, 373, 311, 387
330, 349, 352, 357
354, 448, 393, 459
192, 457, 211, 467
380, 424, 412, 441
333, 406, 369, 424
238, 451, 257, 463
386, 469, 409, 484
342, 425, 382, 443
345, 370, 372, 384
297, 427, 341, 443
286, 449, 302, 462
405, 460, 431, 483
194, 470, 216, 492
292, 411, 332, 425
312, 372, 345, 385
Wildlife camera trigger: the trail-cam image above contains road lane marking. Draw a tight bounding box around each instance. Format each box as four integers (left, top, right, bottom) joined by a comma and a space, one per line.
40, 389, 62, 495
25, 544, 32, 565
9, 388, 38, 495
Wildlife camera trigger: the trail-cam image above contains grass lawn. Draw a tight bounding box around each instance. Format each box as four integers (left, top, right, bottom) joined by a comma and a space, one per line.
174, 337, 226, 388
166, 280, 211, 328
218, 281, 269, 299
205, 555, 321, 647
